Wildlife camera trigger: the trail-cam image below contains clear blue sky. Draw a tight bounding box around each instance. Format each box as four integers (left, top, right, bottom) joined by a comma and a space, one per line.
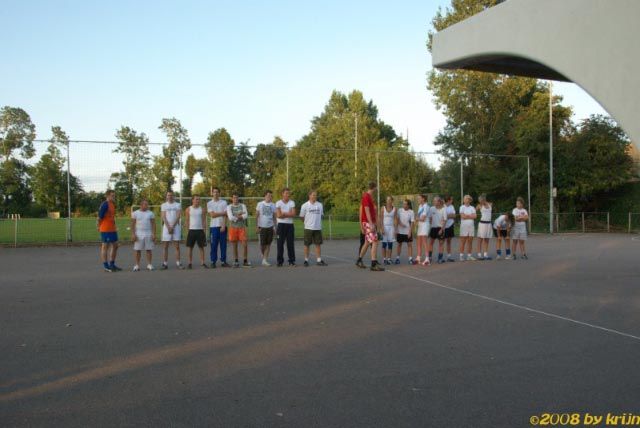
2, 0, 606, 188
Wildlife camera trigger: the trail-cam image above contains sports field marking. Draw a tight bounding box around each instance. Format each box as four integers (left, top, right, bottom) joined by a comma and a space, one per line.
323, 255, 640, 343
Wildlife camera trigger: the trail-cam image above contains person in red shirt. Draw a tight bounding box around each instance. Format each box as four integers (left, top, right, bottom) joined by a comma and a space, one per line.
356, 181, 384, 271
97, 190, 121, 272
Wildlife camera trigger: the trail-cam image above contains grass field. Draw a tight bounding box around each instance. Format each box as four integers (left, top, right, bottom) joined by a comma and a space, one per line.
0, 217, 362, 245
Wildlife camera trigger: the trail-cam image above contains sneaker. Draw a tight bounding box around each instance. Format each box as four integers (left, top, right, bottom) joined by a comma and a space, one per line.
210, 262, 217, 269
161, 263, 168, 270
467, 255, 477, 261
187, 263, 193, 269
277, 263, 283, 267
147, 264, 154, 271
233, 261, 240, 268
496, 255, 502, 260
104, 266, 113, 273
484, 256, 493, 261
177, 263, 185, 270
243, 261, 252, 268
288, 262, 296, 267
477, 256, 485, 261
201, 264, 209, 269
220, 262, 231, 268
356, 260, 367, 269
303, 260, 309, 267
409, 259, 417, 265
421, 259, 430, 266
513, 255, 518, 260
460, 256, 465, 262
370, 262, 385, 271
447, 257, 456, 262
317, 260, 328, 266
110, 264, 123, 272
132, 265, 140, 272
262, 260, 271, 267
437, 259, 445, 264
522, 254, 528, 260
505, 255, 513, 260
394, 258, 401, 265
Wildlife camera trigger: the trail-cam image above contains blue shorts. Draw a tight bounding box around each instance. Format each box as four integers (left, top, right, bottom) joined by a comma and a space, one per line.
382, 241, 393, 250
101, 232, 118, 243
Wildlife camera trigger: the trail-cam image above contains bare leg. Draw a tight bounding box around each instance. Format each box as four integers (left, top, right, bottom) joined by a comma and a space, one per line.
199, 246, 205, 265
145, 250, 152, 264
174, 242, 181, 264
101, 243, 108, 263
188, 246, 193, 264
134, 250, 141, 266
304, 245, 310, 260
370, 241, 378, 262
511, 239, 518, 256
459, 237, 466, 254
233, 241, 239, 261
315, 244, 321, 259
520, 240, 526, 255
467, 237, 474, 254
110, 243, 118, 263
242, 241, 248, 260
163, 242, 169, 264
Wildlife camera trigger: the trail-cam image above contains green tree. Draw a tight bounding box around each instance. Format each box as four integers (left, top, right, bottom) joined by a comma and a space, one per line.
204, 128, 236, 195
112, 126, 151, 208
251, 136, 288, 195
157, 118, 191, 193
32, 126, 74, 212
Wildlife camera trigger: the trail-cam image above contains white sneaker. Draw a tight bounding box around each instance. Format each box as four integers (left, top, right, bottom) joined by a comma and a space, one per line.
262, 259, 271, 267
459, 255, 465, 262
496, 255, 501, 260
467, 255, 477, 261
146, 264, 154, 271
132, 265, 140, 272
505, 255, 513, 260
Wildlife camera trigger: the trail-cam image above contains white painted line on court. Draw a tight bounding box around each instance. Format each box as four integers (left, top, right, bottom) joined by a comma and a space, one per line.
385, 269, 640, 343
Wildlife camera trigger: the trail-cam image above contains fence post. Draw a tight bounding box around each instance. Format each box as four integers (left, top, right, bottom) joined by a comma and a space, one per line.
582, 212, 585, 233
329, 215, 333, 240
607, 212, 610, 233
629, 212, 632, 234
14, 215, 18, 248
555, 213, 559, 233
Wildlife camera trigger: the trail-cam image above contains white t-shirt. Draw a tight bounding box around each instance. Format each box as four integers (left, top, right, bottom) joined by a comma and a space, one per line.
300, 201, 323, 230
417, 203, 429, 223
161, 202, 181, 226
445, 204, 456, 229
397, 208, 415, 235
479, 204, 492, 222
276, 199, 296, 224
132, 209, 154, 237
256, 201, 276, 228
494, 214, 509, 229
188, 206, 204, 230
382, 206, 396, 227
207, 199, 228, 228
429, 206, 446, 228
459, 205, 476, 227
512, 208, 528, 224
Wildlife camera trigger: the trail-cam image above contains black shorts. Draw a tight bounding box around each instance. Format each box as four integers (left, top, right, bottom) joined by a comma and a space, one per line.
494, 228, 508, 238
444, 225, 455, 239
304, 229, 323, 246
186, 229, 206, 248
429, 227, 444, 240
396, 233, 413, 243
259, 227, 274, 245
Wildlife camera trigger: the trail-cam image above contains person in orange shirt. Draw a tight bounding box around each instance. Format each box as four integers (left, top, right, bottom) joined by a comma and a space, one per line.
97, 190, 121, 272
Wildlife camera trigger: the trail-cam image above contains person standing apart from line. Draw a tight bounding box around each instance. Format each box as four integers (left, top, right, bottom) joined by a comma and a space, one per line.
476, 194, 493, 261
356, 181, 384, 271
227, 193, 251, 268
428, 196, 447, 264
300, 190, 328, 267
256, 190, 277, 266
415, 194, 430, 266
207, 187, 229, 268
381, 196, 397, 265
276, 188, 297, 267
493, 211, 512, 260
511, 197, 529, 260
185, 195, 208, 269
395, 199, 415, 265
131, 199, 156, 271
161, 191, 184, 270
459, 195, 477, 261
97, 189, 121, 272
443, 195, 456, 262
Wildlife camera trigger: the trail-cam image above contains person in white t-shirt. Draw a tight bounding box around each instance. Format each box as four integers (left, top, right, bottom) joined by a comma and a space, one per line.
130, 199, 156, 271
380, 196, 398, 265
300, 190, 327, 267
416, 194, 430, 265
511, 197, 529, 260
459, 195, 477, 261
493, 211, 512, 260
395, 199, 416, 265
227, 193, 250, 268
207, 187, 229, 268
185, 195, 208, 269
428, 196, 447, 264
443, 195, 457, 262
476, 194, 493, 261
276, 188, 296, 267
161, 191, 184, 269
256, 190, 277, 266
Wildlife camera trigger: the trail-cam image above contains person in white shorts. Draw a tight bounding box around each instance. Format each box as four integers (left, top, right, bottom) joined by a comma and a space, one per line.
476, 194, 493, 261
416, 194, 430, 265
131, 199, 156, 271
300, 190, 327, 267
511, 197, 529, 260
395, 199, 415, 265
381, 196, 397, 265
459, 195, 476, 261
161, 191, 184, 269
493, 211, 512, 260
428, 196, 447, 264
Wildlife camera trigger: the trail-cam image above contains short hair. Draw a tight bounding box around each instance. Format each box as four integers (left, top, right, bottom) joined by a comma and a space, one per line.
444, 195, 453, 202
105, 189, 115, 196
282, 187, 290, 193
386, 195, 394, 201
368, 181, 377, 190
308, 189, 317, 196
232, 192, 239, 197
166, 190, 174, 195
139, 198, 148, 204
212, 187, 220, 193
464, 194, 472, 202
264, 190, 272, 196
516, 196, 525, 205
192, 195, 200, 201
419, 194, 427, 201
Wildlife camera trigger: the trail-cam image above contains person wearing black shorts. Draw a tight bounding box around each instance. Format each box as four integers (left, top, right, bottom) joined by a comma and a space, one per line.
443, 195, 456, 262
428, 196, 447, 264
185, 196, 208, 269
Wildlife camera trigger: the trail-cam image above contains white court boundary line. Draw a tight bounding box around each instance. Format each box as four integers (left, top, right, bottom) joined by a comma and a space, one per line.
324, 255, 640, 343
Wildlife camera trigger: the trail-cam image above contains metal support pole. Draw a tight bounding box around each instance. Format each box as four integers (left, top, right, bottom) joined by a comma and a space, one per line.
629, 212, 632, 234
607, 212, 610, 233
354, 115, 358, 178
527, 156, 531, 233
582, 212, 585, 233
286, 150, 289, 188
549, 82, 554, 235
66, 140, 72, 243
14, 215, 18, 248
329, 215, 333, 240
460, 156, 464, 204
376, 152, 380, 209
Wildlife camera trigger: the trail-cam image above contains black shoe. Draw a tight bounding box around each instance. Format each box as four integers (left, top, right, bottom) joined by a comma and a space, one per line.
288, 262, 296, 267
220, 262, 230, 268
356, 260, 366, 269
187, 263, 192, 269
161, 264, 168, 270
210, 262, 217, 269
277, 263, 283, 267
110, 264, 122, 272
317, 260, 328, 266
370, 262, 385, 271
303, 260, 309, 267
522, 254, 528, 260
201, 264, 209, 269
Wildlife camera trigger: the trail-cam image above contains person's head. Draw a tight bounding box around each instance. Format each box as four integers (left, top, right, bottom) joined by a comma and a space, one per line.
105, 189, 115, 202
445, 195, 453, 205
282, 187, 290, 201
368, 181, 377, 194
192, 195, 201, 207
139, 199, 148, 211
478, 194, 486, 205
503, 211, 510, 219
308, 190, 317, 203
386, 195, 394, 207
232, 193, 239, 205
434, 196, 443, 207
166, 191, 174, 203
264, 190, 273, 202
418, 194, 427, 204
463, 194, 472, 206
211, 187, 220, 200
403, 198, 412, 210
516, 196, 525, 209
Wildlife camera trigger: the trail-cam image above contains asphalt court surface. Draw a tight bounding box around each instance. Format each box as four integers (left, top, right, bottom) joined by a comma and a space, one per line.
1, 234, 639, 427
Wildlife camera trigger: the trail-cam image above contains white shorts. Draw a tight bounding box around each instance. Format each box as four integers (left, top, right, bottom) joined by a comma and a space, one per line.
477, 223, 493, 239
460, 222, 475, 237
134, 235, 154, 251
512, 224, 528, 240
417, 221, 430, 236
162, 225, 182, 242
382, 225, 396, 243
